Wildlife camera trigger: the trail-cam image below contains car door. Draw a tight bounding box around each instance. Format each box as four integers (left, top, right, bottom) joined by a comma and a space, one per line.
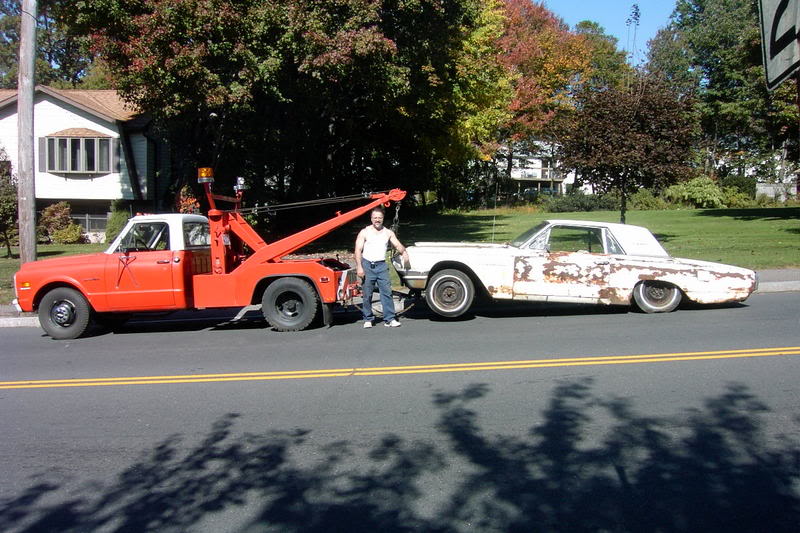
104, 221, 176, 309
513, 225, 611, 300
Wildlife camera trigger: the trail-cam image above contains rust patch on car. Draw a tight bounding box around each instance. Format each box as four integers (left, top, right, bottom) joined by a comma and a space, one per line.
514, 257, 534, 282
487, 285, 514, 296
598, 287, 629, 305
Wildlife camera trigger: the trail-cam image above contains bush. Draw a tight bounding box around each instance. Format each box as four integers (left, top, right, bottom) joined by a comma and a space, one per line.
540, 190, 618, 212
105, 200, 130, 243
630, 188, 669, 210
664, 176, 726, 208
38, 201, 74, 242
51, 223, 85, 244
722, 186, 754, 208
720, 175, 756, 198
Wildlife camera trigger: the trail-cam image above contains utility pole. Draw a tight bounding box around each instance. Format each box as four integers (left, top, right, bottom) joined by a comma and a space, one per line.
17, 0, 37, 263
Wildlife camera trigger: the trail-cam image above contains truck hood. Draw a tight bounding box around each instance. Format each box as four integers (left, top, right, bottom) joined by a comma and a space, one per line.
18, 252, 108, 272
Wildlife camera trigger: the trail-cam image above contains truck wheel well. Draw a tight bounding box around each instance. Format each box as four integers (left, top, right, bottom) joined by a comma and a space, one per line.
428, 262, 489, 301
33, 282, 89, 311
251, 275, 320, 305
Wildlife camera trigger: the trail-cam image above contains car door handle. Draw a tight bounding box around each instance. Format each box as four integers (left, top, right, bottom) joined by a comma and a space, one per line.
156, 259, 170, 264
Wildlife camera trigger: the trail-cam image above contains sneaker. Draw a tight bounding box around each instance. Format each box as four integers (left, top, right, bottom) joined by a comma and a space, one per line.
363, 321, 373, 329
384, 319, 402, 328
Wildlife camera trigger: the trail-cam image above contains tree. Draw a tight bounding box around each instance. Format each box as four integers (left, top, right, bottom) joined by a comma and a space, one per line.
0, 149, 17, 257
76, 0, 512, 210
497, 0, 590, 143
646, 0, 799, 179
490, 0, 591, 196
557, 72, 697, 223
574, 20, 630, 90
0, 0, 97, 88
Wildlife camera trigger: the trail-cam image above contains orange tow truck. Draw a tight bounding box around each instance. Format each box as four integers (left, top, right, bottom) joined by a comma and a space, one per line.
13, 168, 406, 339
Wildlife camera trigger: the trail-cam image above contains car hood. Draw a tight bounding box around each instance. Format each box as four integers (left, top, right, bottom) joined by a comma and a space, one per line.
411, 242, 511, 249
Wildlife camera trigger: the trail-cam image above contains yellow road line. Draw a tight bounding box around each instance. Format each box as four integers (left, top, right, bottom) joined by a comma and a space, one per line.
2, 346, 799, 390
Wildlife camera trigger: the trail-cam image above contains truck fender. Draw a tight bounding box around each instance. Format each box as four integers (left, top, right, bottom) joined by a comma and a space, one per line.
251, 274, 323, 306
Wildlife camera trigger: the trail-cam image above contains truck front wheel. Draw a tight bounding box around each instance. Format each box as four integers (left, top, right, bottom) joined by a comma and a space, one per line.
261, 278, 319, 331
38, 287, 92, 340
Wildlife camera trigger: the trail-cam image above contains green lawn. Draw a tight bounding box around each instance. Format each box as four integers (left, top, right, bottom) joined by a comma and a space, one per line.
400, 207, 800, 270
2, 207, 798, 306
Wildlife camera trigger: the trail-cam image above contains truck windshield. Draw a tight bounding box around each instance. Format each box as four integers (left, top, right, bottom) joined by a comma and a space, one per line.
510, 222, 548, 248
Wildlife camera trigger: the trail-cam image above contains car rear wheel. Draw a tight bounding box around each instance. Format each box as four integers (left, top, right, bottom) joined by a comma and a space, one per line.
426, 269, 474, 318
38, 287, 92, 339
261, 278, 319, 331
633, 281, 682, 313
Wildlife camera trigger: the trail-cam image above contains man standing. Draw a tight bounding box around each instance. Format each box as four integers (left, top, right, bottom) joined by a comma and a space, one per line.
355, 207, 410, 328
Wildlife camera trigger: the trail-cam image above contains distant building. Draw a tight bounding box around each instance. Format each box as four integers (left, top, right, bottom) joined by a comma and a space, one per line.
756, 179, 797, 201
0, 86, 171, 241
496, 146, 579, 200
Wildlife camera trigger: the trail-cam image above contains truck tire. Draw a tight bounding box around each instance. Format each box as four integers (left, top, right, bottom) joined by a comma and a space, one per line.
262, 278, 319, 331
426, 269, 474, 318
38, 287, 93, 340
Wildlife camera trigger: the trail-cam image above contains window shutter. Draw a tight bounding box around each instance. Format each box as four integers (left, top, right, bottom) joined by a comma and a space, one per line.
112, 138, 120, 173
38, 138, 46, 171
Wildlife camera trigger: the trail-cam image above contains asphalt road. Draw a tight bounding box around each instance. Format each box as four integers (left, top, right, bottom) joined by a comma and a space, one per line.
1, 292, 799, 532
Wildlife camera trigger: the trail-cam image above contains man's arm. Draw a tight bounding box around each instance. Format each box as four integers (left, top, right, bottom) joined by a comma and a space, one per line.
355, 229, 366, 277
388, 230, 410, 267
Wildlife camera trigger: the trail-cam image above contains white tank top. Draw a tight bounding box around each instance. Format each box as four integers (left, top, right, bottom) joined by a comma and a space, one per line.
362, 227, 391, 262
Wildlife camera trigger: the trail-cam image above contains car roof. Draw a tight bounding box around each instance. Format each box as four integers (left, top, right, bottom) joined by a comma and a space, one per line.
544, 219, 669, 257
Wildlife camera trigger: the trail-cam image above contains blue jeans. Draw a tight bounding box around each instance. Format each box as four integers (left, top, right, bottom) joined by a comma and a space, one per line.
361, 259, 396, 323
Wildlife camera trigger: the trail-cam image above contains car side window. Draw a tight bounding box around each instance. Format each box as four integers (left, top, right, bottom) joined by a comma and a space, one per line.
548, 226, 604, 253
605, 231, 625, 255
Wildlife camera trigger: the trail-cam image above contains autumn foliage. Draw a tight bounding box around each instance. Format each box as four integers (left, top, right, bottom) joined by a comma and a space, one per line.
498, 0, 591, 140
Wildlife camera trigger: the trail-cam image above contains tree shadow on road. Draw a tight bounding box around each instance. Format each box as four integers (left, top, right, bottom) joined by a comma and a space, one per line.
2, 382, 798, 532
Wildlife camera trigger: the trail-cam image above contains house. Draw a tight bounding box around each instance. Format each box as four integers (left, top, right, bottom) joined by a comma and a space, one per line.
496, 145, 575, 199
0, 86, 171, 241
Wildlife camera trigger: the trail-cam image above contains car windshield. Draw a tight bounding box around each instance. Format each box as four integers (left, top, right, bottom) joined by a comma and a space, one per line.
510, 222, 548, 247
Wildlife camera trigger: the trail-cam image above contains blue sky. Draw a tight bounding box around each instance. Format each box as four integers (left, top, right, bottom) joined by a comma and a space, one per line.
541, 1, 677, 63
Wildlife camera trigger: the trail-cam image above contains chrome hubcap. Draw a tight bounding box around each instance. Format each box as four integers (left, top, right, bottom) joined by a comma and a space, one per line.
51, 300, 76, 327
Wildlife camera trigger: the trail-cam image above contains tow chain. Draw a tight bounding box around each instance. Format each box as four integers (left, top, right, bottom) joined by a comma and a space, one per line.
390, 200, 401, 236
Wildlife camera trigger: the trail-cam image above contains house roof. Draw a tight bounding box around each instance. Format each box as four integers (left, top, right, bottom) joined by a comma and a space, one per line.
47, 127, 112, 138
0, 86, 139, 122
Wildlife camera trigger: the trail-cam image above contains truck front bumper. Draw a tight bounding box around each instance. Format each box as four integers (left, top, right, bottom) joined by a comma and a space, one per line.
12, 298, 23, 313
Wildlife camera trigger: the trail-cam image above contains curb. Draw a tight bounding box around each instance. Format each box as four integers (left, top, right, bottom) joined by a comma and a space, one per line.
2, 280, 797, 329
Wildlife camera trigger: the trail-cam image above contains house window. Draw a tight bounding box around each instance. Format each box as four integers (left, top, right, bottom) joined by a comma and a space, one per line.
46, 137, 112, 174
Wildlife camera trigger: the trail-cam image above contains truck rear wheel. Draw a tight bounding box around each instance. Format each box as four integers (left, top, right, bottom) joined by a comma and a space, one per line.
262, 278, 319, 331
38, 287, 92, 340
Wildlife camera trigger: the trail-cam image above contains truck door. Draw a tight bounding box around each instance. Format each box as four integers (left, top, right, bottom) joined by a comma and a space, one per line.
105, 221, 177, 309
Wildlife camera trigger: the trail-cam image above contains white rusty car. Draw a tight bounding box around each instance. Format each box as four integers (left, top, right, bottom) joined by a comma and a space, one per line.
394, 219, 757, 317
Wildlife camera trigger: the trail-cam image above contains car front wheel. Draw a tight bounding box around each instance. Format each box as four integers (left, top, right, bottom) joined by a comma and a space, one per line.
38, 287, 93, 339
426, 269, 474, 318
632, 281, 682, 313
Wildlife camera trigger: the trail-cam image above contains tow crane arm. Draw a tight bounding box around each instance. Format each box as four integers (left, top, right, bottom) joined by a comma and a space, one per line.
197, 168, 407, 275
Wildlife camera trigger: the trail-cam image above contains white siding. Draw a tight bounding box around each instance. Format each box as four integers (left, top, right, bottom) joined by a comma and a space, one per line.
0, 93, 137, 201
